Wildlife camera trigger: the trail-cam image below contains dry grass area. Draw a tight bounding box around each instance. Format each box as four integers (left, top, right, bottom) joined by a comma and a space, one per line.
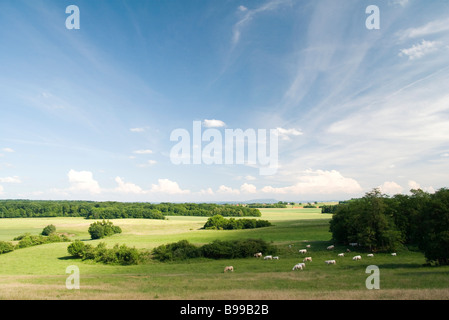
1, 274, 448, 300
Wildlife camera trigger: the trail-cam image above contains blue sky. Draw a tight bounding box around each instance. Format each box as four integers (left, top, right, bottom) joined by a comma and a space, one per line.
1, 0, 448, 202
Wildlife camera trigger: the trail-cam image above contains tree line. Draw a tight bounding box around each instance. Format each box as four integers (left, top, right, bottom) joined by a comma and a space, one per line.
329, 188, 449, 265
0, 200, 261, 219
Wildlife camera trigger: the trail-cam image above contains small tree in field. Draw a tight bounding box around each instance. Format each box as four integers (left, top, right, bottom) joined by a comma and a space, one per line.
88, 220, 122, 240
41, 224, 56, 236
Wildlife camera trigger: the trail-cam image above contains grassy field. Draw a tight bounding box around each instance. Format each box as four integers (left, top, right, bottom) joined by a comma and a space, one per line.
0, 208, 449, 300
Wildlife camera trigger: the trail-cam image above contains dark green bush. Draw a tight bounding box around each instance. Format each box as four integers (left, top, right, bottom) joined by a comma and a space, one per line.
88, 220, 122, 240
200, 239, 276, 259
67, 241, 141, 265
0, 241, 14, 254
203, 215, 272, 230
41, 224, 56, 236
67, 240, 86, 258
152, 238, 277, 261
152, 240, 200, 262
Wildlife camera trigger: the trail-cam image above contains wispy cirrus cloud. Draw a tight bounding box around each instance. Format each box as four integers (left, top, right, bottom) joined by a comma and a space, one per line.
398, 18, 449, 40
133, 149, 153, 154
232, 0, 291, 47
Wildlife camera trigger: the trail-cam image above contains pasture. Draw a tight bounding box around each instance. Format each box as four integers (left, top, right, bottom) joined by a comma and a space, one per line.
0, 208, 448, 300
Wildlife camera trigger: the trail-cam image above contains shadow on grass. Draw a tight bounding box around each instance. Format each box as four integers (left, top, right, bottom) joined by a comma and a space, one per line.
58, 255, 79, 260
376, 263, 424, 269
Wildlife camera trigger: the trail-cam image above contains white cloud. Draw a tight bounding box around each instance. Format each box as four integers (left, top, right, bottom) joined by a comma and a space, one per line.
217, 185, 240, 195
261, 169, 363, 195
137, 160, 157, 167
378, 181, 403, 195
238, 5, 248, 12
399, 40, 441, 60
407, 180, 435, 193
0, 176, 21, 183
2, 148, 14, 153
203, 119, 226, 128
199, 188, 214, 195
0, 185, 3, 194
240, 183, 257, 194
276, 127, 303, 141
399, 18, 449, 40
389, 0, 409, 7
133, 149, 153, 154
130, 127, 146, 132
68, 169, 101, 194
407, 180, 421, 190
150, 179, 190, 195
245, 175, 256, 181
114, 177, 145, 194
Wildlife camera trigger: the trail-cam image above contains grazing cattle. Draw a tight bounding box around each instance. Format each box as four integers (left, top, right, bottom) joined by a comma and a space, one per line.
338, 253, 345, 257
264, 255, 273, 260
292, 263, 303, 271
306, 245, 311, 248
299, 249, 307, 254
325, 260, 336, 265
327, 245, 335, 250
391, 253, 397, 256
367, 254, 374, 257
303, 257, 312, 262
254, 252, 262, 258
273, 256, 279, 260
224, 266, 234, 272
352, 255, 362, 261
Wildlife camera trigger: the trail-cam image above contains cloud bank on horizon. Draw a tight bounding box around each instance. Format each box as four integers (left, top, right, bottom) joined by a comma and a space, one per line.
0, 0, 448, 202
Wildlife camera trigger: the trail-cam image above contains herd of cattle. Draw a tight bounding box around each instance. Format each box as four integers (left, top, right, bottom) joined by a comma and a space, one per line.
223, 243, 397, 273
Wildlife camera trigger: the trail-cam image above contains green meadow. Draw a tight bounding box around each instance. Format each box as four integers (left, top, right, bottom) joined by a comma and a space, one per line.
0, 208, 448, 300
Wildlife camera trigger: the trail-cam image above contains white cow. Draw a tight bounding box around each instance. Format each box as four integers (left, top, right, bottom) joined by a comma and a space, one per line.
306, 244, 311, 248
338, 253, 345, 257
327, 245, 335, 250
273, 256, 279, 260
292, 263, 303, 271
299, 249, 307, 254
224, 266, 234, 272
325, 260, 336, 265
367, 254, 374, 257
352, 255, 362, 261
254, 252, 262, 258
264, 255, 273, 260
391, 253, 397, 256
303, 257, 312, 262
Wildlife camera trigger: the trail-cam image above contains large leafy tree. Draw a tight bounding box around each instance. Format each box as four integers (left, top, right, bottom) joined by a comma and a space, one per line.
330, 189, 403, 252
417, 188, 449, 265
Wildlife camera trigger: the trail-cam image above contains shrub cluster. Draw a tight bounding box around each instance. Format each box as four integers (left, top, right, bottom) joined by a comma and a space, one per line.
88, 220, 122, 240
67, 240, 141, 265
151, 239, 277, 262
203, 215, 272, 230
14, 233, 70, 249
